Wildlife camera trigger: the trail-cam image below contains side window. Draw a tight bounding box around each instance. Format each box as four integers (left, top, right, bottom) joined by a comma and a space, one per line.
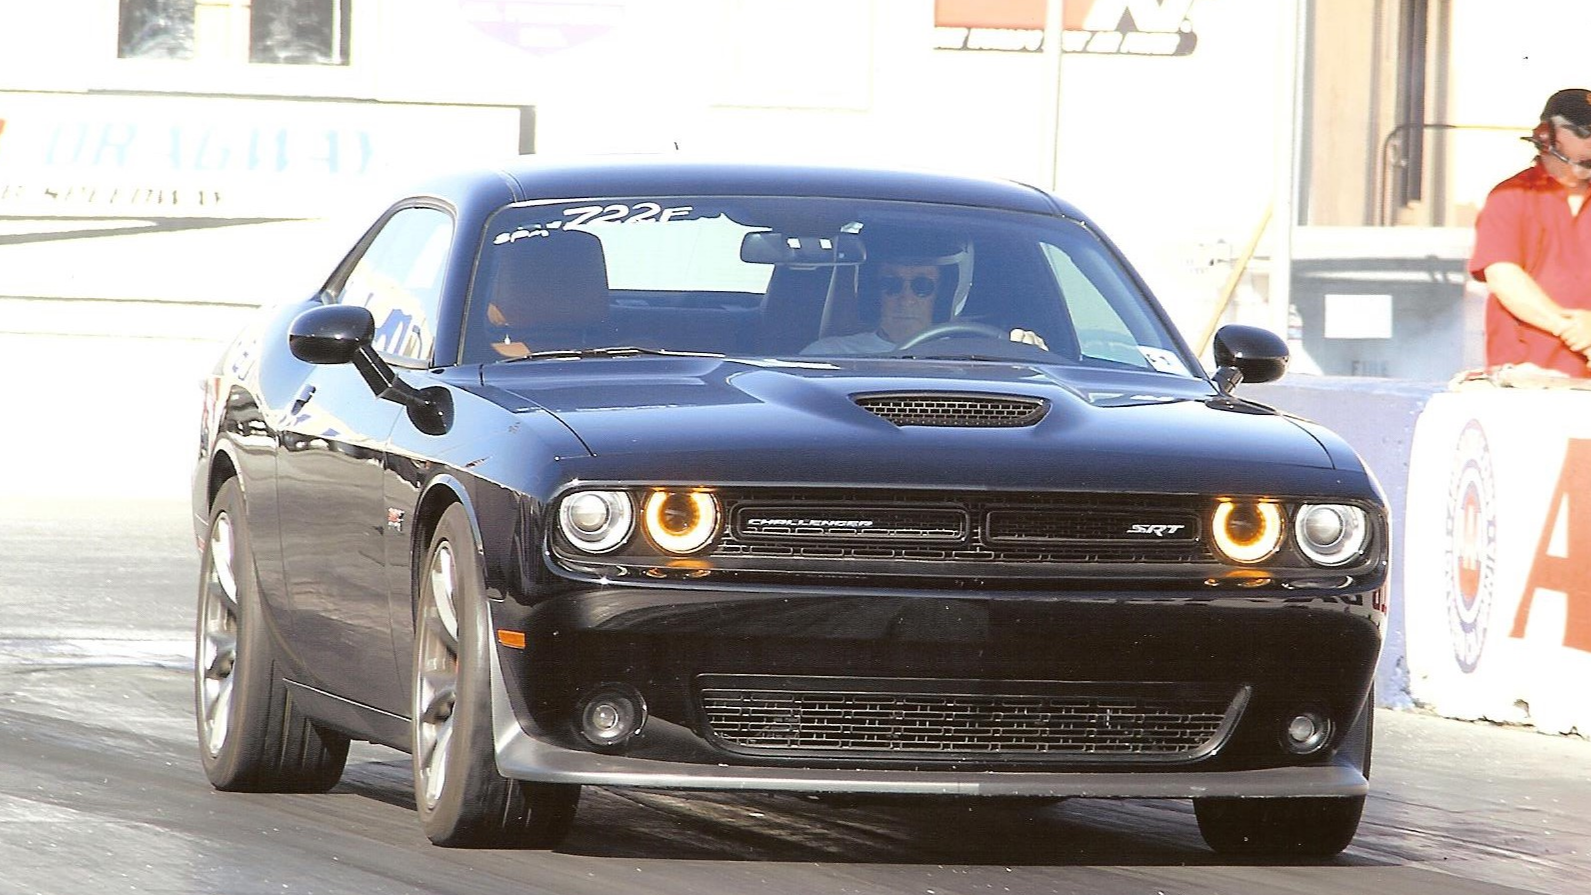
1042, 242, 1148, 368
337, 207, 453, 365
1040, 240, 1192, 376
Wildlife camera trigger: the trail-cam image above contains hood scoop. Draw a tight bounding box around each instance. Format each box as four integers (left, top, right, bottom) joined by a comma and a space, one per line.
853, 392, 1050, 428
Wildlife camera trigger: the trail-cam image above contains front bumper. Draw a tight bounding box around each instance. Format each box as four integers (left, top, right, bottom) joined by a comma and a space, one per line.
490, 708, 1369, 798
485, 583, 1383, 795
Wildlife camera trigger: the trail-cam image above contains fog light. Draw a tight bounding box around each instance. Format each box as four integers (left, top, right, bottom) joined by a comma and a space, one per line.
576, 686, 647, 750
1282, 710, 1332, 755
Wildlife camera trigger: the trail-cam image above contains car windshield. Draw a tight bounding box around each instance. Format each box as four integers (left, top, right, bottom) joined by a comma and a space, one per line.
462, 196, 1195, 377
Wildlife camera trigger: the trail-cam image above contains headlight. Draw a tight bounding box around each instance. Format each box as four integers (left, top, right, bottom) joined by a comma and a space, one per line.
557, 490, 633, 553
642, 490, 719, 554
1211, 499, 1283, 564
1294, 504, 1368, 566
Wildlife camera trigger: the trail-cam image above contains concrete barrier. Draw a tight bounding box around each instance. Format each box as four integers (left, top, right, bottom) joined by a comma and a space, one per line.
1402, 384, 1591, 736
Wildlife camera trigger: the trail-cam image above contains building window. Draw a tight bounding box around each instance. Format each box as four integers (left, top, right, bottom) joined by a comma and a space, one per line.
1392, 0, 1429, 211
117, 0, 351, 65
251, 0, 352, 65
118, 0, 196, 59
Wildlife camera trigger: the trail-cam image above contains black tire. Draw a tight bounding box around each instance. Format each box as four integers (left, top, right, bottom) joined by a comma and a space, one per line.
1194, 794, 1365, 858
412, 503, 580, 848
1196, 695, 1374, 858
195, 478, 349, 792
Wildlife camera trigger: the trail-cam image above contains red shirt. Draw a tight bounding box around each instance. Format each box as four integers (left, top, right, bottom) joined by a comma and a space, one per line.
1470, 160, 1591, 377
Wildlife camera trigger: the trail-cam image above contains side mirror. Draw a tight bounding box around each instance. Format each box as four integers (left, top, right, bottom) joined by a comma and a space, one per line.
289, 304, 375, 365
286, 303, 452, 436
1212, 324, 1289, 394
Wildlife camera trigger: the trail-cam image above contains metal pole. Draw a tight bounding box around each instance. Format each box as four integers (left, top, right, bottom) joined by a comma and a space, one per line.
1045, 0, 1065, 191
1270, 0, 1307, 338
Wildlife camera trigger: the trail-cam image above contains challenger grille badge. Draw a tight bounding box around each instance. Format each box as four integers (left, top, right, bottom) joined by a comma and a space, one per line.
744, 518, 876, 529
734, 506, 969, 542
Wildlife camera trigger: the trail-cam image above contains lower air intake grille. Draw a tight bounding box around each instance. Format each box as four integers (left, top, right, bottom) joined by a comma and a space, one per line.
699, 677, 1242, 761
854, 392, 1048, 427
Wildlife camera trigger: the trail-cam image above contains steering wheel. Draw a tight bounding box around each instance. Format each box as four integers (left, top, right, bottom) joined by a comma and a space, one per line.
894, 321, 1009, 351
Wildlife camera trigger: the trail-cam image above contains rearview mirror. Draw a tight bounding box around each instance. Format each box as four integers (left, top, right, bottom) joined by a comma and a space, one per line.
740, 231, 865, 266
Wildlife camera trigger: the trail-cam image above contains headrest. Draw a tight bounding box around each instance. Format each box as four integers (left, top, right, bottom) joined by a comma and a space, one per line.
488, 231, 610, 329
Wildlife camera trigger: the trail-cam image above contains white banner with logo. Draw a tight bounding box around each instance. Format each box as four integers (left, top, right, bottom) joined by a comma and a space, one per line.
0, 91, 521, 219
1404, 387, 1591, 735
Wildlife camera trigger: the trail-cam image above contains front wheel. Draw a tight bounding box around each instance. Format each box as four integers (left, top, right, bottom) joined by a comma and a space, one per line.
412, 503, 580, 848
1197, 694, 1374, 858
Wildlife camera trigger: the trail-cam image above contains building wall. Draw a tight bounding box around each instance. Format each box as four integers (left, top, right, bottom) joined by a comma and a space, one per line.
1305, 0, 1394, 227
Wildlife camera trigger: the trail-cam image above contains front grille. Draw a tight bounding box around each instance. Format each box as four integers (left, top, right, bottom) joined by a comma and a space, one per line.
699, 676, 1244, 762
854, 392, 1048, 428
987, 509, 1201, 544
715, 491, 1216, 566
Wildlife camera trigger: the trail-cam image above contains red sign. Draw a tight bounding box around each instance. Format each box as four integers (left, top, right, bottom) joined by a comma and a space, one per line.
1510, 438, 1591, 653
933, 0, 1198, 56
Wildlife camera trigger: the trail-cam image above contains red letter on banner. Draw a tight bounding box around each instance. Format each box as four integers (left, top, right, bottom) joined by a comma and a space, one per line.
1510, 438, 1591, 652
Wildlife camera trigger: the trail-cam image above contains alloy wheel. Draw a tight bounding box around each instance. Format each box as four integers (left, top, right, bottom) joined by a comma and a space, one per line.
198, 512, 240, 758
415, 540, 462, 811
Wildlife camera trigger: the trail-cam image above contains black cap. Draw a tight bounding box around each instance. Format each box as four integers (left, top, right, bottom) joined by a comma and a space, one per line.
1542, 88, 1591, 129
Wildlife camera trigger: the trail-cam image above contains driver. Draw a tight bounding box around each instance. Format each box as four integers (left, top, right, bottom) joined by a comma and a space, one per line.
801, 254, 948, 355
800, 237, 1045, 356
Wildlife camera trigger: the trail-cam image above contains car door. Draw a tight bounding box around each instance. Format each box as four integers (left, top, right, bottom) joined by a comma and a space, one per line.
276, 205, 454, 714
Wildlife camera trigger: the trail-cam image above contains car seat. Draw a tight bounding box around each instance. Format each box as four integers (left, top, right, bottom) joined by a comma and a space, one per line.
478, 230, 613, 357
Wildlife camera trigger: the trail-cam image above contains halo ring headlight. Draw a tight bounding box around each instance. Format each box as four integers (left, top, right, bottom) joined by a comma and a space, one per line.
642, 490, 719, 555
1295, 504, 1368, 566
557, 490, 633, 554
1212, 499, 1283, 564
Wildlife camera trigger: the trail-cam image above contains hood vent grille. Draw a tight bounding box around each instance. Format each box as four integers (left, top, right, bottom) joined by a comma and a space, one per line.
854, 392, 1048, 428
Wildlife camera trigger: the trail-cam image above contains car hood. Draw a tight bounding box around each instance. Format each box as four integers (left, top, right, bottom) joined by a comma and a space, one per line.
478, 357, 1347, 492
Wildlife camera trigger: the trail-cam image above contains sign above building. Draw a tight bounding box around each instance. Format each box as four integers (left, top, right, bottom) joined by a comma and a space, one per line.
933, 0, 1198, 56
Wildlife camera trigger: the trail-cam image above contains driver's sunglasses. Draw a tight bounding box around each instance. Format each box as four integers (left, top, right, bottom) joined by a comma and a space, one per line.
881, 275, 938, 298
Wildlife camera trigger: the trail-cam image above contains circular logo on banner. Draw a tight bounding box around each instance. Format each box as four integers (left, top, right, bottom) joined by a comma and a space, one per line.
1444, 420, 1497, 673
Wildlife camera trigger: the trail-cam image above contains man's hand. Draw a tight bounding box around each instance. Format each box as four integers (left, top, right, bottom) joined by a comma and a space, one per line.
1557, 309, 1591, 353
1008, 328, 1048, 350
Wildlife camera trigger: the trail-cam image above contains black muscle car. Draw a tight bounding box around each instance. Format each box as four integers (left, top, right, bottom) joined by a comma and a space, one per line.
191, 156, 1387, 857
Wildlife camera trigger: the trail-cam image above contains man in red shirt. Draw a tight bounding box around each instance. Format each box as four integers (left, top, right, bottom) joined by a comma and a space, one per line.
1470, 88, 1591, 377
